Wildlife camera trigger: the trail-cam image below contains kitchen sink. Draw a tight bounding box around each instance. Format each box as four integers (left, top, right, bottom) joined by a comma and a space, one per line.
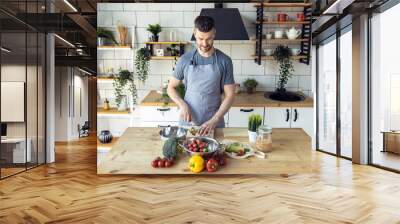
265, 91, 305, 102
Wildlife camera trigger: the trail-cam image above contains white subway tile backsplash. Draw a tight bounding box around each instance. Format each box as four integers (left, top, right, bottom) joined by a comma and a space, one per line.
242, 60, 265, 75
123, 3, 147, 11
232, 60, 242, 75
148, 3, 171, 11
285, 76, 299, 88
97, 60, 104, 74
264, 61, 279, 75
136, 12, 160, 27
173, 3, 196, 11
231, 44, 253, 60
114, 49, 133, 60
113, 11, 136, 26
138, 75, 163, 90
160, 12, 184, 28
299, 76, 312, 91
183, 12, 197, 28
98, 3, 123, 11
195, 3, 214, 11
97, 11, 113, 27
98, 50, 115, 60
104, 59, 127, 71
216, 44, 231, 57
225, 3, 244, 11
149, 60, 173, 75
135, 28, 150, 44
243, 3, 257, 12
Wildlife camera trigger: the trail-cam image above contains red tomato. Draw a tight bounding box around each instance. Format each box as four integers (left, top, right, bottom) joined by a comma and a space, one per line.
206, 159, 218, 172
151, 159, 159, 168
158, 159, 165, 168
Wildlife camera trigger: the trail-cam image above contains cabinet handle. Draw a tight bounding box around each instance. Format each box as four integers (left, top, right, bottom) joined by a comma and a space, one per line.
240, 109, 254, 112
294, 109, 298, 122
286, 109, 290, 122
157, 108, 170, 112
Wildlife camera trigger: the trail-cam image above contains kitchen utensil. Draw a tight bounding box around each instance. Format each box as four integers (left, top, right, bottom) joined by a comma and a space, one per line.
179, 137, 222, 156
159, 125, 187, 141
286, 27, 302, 40
290, 48, 301, 56
263, 49, 273, 56
277, 13, 287, 22
274, 30, 284, 39
297, 13, 305, 22
222, 140, 266, 159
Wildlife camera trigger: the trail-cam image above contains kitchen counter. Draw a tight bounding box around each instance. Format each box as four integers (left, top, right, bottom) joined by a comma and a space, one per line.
140, 90, 313, 108
97, 127, 313, 175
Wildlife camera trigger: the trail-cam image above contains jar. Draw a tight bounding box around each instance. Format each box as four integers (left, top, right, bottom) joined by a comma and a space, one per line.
98, 130, 113, 144
256, 126, 272, 152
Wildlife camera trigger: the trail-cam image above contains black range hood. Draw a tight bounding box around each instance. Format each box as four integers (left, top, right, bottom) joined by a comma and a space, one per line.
191, 3, 249, 41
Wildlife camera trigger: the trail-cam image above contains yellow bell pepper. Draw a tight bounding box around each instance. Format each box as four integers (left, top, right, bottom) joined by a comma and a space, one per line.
188, 155, 205, 173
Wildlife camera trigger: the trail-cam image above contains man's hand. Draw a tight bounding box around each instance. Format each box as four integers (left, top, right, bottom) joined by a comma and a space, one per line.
180, 102, 192, 122
199, 117, 220, 136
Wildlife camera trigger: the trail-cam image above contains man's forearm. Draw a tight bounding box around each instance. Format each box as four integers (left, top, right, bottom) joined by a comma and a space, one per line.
213, 94, 235, 121
167, 86, 186, 108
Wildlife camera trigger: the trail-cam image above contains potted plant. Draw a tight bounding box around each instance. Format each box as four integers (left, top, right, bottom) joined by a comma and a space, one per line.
166, 44, 179, 56
113, 69, 138, 110
269, 45, 304, 101
147, 24, 162, 42
135, 47, 151, 83
248, 114, 262, 143
243, 78, 258, 94
97, 28, 117, 46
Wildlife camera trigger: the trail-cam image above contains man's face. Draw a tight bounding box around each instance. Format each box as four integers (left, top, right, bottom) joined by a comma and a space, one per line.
194, 28, 216, 53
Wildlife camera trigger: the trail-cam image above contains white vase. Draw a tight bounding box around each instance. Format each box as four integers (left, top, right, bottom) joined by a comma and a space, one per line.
248, 130, 257, 143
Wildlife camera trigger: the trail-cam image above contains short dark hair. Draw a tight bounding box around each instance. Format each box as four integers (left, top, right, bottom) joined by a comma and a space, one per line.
194, 16, 215, 32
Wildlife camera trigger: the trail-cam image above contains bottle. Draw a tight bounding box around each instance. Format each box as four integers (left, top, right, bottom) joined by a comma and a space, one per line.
103, 98, 110, 110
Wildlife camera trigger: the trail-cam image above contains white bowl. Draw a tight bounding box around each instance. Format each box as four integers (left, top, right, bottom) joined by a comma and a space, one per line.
264, 49, 273, 56
290, 48, 301, 56
266, 33, 273, 39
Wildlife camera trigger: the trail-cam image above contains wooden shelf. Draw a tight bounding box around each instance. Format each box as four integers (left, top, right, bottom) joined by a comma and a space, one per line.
97, 108, 130, 115
145, 41, 188, 45
97, 77, 114, 81
97, 45, 132, 50
255, 21, 309, 25
150, 56, 179, 60
254, 2, 312, 8
251, 55, 307, 60
251, 38, 308, 44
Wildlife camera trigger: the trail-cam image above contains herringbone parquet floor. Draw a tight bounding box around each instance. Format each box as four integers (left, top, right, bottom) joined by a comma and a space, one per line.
1, 136, 400, 224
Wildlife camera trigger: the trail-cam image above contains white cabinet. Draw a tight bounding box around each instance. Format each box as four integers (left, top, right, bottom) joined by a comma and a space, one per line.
264, 107, 313, 137
290, 107, 313, 137
227, 107, 265, 128
263, 108, 291, 128
140, 106, 180, 122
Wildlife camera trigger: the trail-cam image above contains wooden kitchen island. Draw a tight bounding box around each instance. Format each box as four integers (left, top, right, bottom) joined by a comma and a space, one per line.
98, 127, 313, 175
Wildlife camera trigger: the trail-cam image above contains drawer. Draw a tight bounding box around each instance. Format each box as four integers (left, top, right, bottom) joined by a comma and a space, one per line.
140, 106, 180, 122
228, 107, 265, 128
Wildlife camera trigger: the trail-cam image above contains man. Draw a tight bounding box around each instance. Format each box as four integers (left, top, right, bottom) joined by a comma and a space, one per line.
167, 16, 235, 135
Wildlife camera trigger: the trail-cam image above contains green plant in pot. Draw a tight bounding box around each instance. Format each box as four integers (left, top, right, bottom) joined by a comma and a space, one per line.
135, 47, 151, 83
269, 45, 304, 101
243, 78, 258, 94
248, 114, 262, 143
166, 44, 180, 56
147, 24, 162, 42
113, 69, 138, 110
97, 28, 117, 46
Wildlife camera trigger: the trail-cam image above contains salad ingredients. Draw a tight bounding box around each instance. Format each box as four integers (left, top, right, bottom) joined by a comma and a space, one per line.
188, 155, 205, 173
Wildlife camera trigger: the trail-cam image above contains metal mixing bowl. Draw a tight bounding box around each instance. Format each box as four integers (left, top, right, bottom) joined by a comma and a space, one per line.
159, 126, 187, 141
179, 137, 222, 156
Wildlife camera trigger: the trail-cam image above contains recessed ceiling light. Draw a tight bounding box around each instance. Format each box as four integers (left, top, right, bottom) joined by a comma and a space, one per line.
78, 67, 93, 76
1, 47, 11, 53
63, 0, 78, 12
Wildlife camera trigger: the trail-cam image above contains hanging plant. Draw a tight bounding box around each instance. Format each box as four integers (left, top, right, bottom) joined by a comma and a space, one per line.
113, 69, 138, 106
135, 47, 151, 83
273, 45, 294, 92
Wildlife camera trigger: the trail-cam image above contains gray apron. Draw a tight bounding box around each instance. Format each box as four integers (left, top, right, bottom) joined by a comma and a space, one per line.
182, 49, 225, 128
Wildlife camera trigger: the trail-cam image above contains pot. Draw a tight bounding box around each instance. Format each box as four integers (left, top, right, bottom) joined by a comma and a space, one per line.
98, 130, 113, 144
248, 131, 257, 144
286, 27, 302, 40
150, 35, 159, 42
246, 87, 255, 94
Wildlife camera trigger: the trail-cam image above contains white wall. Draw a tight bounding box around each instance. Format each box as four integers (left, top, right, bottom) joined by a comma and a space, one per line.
97, 3, 312, 108
55, 67, 89, 141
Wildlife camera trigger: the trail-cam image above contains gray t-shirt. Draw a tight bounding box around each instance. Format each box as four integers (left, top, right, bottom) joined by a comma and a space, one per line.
173, 48, 235, 92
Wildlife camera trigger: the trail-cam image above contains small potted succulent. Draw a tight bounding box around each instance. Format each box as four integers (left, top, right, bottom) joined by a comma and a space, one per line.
248, 114, 262, 143
243, 78, 258, 94
97, 28, 117, 46
147, 24, 162, 42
